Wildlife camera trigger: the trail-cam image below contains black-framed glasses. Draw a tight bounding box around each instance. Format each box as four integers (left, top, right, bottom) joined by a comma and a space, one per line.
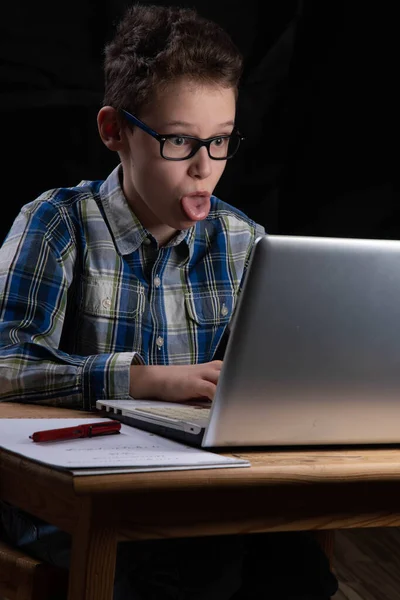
121, 109, 244, 161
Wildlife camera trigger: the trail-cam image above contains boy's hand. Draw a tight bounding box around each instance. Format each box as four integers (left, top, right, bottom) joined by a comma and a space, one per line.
129, 361, 223, 403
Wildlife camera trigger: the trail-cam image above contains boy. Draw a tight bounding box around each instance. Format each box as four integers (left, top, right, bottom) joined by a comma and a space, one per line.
0, 4, 337, 599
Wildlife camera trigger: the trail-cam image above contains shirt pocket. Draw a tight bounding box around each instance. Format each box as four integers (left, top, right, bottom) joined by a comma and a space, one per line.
184, 290, 235, 327
80, 276, 145, 319
77, 276, 146, 354
184, 290, 235, 362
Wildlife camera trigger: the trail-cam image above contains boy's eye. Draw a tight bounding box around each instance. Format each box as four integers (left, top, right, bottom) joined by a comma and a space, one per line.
211, 137, 228, 147
170, 136, 189, 146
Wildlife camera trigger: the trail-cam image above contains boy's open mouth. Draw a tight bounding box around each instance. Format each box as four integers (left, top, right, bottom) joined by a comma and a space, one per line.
180, 193, 211, 221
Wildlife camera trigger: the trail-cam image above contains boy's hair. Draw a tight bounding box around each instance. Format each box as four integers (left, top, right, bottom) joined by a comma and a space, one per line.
103, 3, 243, 116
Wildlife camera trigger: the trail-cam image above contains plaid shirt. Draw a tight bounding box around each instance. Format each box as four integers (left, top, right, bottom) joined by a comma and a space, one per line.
0, 165, 264, 410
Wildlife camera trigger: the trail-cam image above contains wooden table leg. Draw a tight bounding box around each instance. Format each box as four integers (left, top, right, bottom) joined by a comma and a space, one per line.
67, 500, 117, 600
313, 530, 335, 567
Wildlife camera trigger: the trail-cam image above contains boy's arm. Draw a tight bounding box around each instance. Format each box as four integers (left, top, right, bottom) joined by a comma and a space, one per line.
0, 203, 138, 410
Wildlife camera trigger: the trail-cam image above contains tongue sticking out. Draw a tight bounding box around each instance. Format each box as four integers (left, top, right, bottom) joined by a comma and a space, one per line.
181, 195, 211, 222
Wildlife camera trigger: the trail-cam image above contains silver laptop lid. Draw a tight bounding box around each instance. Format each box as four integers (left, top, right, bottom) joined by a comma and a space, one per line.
203, 234, 400, 446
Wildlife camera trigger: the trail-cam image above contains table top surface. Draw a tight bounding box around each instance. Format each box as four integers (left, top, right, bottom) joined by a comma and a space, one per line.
2, 402, 400, 494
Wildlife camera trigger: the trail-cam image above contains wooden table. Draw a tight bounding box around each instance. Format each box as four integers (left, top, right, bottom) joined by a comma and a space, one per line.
2, 402, 400, 599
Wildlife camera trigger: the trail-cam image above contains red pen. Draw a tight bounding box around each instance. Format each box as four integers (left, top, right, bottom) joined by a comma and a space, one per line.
29, 421, 121, 443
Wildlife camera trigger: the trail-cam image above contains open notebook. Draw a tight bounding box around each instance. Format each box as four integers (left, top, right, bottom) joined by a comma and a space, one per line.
0, 418, 249, 475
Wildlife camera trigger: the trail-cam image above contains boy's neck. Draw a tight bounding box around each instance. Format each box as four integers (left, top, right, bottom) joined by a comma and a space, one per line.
148, 224, 181, 247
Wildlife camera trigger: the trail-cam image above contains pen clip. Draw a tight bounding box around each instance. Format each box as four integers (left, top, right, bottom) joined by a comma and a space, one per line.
87, 422, 121, 437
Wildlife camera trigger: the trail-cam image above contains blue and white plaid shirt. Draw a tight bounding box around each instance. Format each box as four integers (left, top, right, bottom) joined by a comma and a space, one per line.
0, 165, 264, 409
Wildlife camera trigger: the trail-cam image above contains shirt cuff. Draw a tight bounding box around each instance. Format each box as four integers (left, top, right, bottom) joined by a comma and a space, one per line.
81, 352, 144, 410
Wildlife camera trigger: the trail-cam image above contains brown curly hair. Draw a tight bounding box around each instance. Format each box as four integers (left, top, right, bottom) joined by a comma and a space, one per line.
103, 3, 243, 116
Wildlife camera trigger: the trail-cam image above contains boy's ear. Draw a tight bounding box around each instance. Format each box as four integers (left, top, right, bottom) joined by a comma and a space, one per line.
97, 106, 125, 151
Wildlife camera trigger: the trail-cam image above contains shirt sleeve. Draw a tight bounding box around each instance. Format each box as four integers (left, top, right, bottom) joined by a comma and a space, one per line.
0, 201, 142, 410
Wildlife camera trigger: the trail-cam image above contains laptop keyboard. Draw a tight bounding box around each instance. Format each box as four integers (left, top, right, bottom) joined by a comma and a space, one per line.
134, 405, 211, 422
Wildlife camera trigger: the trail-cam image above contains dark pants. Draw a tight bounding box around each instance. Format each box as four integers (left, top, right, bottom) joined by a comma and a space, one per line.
0, 501, 338, 599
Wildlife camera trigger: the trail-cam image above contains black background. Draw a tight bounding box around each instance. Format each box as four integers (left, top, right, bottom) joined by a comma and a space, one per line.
1, 1, 397, 243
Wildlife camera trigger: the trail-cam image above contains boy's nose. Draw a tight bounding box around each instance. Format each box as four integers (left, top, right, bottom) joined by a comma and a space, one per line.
187, 146, 212, 179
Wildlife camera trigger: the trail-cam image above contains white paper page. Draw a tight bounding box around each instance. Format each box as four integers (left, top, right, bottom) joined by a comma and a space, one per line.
0, 419, 249, 472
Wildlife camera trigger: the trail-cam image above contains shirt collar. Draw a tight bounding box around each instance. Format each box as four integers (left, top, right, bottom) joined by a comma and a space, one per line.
99, 164, 195, 255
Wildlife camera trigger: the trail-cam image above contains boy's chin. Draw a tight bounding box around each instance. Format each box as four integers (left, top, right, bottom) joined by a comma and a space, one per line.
176, 214, 207, 230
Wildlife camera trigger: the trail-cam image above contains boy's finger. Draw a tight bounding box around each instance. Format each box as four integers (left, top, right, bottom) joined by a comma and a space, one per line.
196, 380, 217, 400
209, 360, 223, 369
202, 369, 220, 385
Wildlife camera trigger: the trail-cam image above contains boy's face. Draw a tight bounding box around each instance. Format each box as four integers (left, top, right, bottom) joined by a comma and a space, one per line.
120, 79, 236, 243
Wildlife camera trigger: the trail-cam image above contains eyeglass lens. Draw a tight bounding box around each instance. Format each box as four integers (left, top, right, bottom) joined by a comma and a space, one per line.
162, 135, 240, 159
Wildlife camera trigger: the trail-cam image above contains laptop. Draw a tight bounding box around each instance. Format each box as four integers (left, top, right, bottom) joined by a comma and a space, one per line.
97, 234, 400, 448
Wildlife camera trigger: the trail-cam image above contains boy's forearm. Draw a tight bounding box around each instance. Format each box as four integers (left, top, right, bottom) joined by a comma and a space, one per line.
129, 365, 162, 399
0, 344, 139, 410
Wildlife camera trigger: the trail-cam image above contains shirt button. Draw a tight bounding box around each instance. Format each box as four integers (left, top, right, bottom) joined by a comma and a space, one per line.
156, 336, 164, 348
154, 276, 161, 288
143, 237, 151, 246
221, 303, 229, 317
102, 297, 112, 309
